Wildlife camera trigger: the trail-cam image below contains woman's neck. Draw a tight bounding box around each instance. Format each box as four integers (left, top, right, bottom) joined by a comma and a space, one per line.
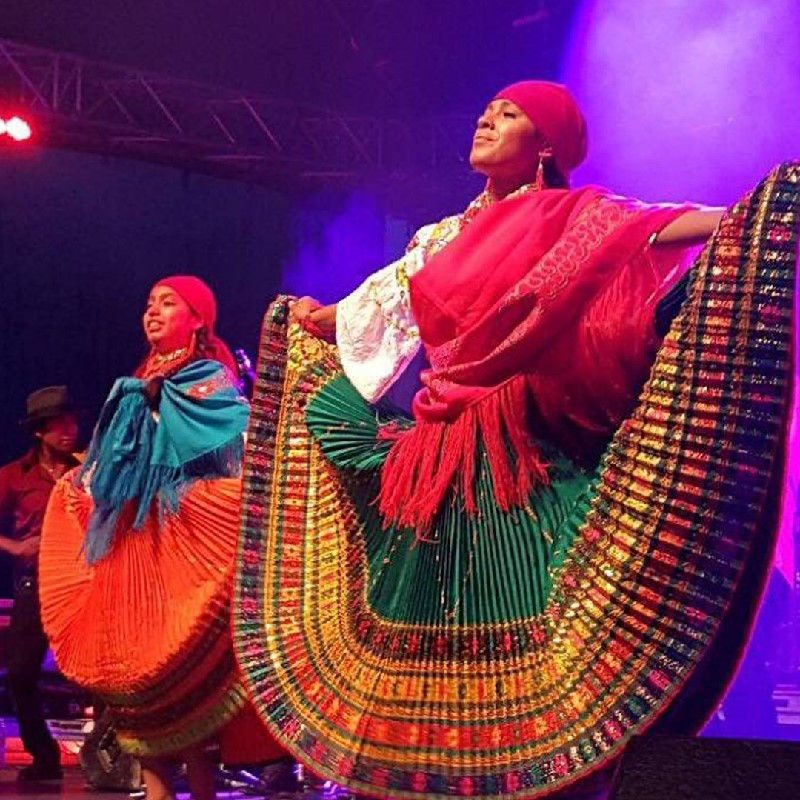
487, 174, 537, 201
486, 178, 539, 203
141, 344, 193, 379
152, 344, 189, 359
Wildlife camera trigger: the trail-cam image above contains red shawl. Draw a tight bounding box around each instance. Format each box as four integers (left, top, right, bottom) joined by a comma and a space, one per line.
379, 186, 694, 532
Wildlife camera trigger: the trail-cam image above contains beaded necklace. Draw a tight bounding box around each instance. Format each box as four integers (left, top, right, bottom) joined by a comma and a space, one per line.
140, 346, 193, 380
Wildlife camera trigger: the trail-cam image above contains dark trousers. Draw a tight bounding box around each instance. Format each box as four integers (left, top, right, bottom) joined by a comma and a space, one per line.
6, 577, 60, 765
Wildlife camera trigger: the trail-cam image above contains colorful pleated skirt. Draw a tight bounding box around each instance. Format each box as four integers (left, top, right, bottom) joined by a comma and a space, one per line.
234, 163, 799, 798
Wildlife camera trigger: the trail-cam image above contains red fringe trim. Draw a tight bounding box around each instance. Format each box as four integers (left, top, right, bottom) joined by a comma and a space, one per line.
378, 378, 549, 535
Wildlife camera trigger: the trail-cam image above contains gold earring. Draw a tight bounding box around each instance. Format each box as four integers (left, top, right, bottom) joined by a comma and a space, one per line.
535, 147, 554, 190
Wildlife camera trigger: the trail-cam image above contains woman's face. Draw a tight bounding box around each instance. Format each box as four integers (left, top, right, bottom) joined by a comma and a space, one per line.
143, 285, 201, 353
469, 99, 544, 188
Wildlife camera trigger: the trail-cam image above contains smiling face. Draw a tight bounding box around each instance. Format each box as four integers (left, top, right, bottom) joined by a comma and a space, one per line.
142, 285, 202, 353
468, 98, 548, 193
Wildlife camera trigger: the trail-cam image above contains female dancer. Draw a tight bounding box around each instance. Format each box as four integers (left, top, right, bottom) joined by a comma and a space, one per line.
238, 82, 798, 798
40, 275, 284, 800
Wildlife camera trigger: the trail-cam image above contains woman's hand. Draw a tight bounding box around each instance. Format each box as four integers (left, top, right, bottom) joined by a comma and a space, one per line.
289, 296, 337, 340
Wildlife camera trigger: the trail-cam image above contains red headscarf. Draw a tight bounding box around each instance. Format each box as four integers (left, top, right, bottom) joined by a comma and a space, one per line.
493, 80, 588, 180
153, 274, 237, 374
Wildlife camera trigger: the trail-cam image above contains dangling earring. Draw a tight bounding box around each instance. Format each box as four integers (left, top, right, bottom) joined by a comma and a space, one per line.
535, 147, 554, 190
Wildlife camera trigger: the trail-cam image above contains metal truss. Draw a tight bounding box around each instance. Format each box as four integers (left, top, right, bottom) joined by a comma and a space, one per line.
0, 38, 474, 186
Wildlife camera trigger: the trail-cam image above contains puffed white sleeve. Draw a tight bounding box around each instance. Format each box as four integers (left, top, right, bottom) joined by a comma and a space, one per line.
336, 224, 436, 402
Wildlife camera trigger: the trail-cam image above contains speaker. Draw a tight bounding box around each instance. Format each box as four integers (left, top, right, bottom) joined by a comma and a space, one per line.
609, 735, 800, 800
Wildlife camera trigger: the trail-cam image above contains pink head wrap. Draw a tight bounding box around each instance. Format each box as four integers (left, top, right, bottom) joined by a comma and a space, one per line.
154, 275, 217, 333
493, 80, 588, 179
153, 274, 236, 373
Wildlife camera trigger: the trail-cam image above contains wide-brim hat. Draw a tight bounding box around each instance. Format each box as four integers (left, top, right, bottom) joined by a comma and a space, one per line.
20, 385, 82, 428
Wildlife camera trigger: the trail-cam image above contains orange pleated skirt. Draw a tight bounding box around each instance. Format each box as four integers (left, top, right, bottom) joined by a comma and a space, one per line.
39, 475, 285, 761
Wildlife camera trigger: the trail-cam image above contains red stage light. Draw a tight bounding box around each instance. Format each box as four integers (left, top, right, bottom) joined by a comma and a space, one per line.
0, 115, 33, 141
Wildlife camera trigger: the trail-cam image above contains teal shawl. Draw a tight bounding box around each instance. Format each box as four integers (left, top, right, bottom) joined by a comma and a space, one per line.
80, 359, 249, 564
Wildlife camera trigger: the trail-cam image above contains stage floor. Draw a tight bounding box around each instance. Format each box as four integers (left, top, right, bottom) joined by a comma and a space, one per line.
0, 765, 345, 799
2, 707, 799, 800
0, 767, 139, 798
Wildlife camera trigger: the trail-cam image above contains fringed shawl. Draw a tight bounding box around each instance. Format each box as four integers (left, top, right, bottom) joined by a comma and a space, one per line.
379, 186, 694, 531
80, 359, 248, 564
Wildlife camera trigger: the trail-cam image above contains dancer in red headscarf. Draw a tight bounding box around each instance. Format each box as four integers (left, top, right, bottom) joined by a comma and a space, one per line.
235, 80, 800, 799
39, 275, 285, 800
135, 275, 238, 377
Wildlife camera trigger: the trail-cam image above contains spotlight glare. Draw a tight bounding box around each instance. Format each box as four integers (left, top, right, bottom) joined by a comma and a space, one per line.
5, 116, 32, 141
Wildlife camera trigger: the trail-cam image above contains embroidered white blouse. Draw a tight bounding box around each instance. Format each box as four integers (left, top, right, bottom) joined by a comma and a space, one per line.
334, 187, 531, 402
335, 222, 442, 402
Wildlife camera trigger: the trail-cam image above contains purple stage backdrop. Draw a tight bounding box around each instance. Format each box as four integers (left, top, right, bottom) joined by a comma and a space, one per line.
563, 0, 800, 205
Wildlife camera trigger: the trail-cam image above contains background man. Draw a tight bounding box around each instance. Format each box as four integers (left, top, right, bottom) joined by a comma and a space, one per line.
0, 386, 79, 783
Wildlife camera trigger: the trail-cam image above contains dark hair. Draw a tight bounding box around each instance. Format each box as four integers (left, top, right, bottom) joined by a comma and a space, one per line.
28, 419, 48, 437
27, 411, 79, 436
195, 326, 215, 360
542, 158, 568, 189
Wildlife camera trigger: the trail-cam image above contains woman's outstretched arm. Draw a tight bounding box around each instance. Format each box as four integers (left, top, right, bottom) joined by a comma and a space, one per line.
653, 208, 724, 245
